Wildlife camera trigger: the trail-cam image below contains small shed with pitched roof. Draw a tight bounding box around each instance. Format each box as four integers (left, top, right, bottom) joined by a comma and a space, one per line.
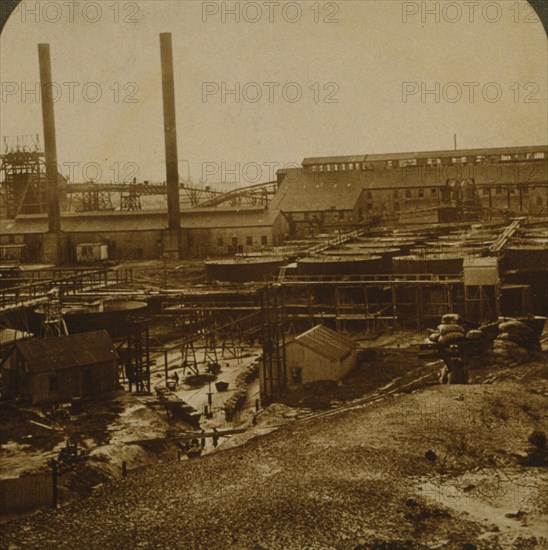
285, 325, 357, 386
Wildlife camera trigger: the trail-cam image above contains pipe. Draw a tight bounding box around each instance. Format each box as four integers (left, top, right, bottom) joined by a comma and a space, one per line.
160, 33, 181, 233
38, 44, 61, 234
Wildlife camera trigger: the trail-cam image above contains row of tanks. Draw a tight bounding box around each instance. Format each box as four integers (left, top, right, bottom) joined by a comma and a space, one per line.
204, 222, 548, 283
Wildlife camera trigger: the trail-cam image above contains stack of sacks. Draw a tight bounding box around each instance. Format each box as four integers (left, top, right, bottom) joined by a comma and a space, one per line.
224, 363, 259, 421
486, 318, 540, 367
429, 313, 478, 344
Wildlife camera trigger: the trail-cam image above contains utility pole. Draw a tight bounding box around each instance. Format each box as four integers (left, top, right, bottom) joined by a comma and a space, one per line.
163, 254, 168, 290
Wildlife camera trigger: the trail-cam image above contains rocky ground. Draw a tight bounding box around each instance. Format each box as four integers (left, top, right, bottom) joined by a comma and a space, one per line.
1, 358, 546, 550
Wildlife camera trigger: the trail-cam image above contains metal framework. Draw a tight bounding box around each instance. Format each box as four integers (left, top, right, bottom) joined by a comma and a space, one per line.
118, 316, 151, 394
0, 136, 47, 217
259, 286, 287, 401
60, 180, 277, 212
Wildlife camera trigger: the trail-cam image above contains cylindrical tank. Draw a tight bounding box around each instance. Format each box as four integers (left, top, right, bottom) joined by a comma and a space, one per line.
392, 254, 464, 275
502, 246, 548, 272
31, 299, 149, 338
296, 255, 383, 276
205, 258, 286, 282
328, 246, 400, 273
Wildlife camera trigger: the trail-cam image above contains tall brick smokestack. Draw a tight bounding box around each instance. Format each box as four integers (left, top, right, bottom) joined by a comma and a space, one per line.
160, 33, 181, 239
38, 43, 61, 234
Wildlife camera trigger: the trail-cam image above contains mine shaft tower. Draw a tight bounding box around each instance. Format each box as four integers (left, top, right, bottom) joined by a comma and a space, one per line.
0, 135, 48, 218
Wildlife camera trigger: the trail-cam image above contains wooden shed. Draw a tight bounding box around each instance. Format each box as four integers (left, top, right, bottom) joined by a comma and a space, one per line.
285, 325, 357, 386
1, 331, 119, 405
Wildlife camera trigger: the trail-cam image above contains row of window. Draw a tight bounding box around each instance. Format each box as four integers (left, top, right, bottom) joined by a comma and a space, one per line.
363, 185, 537, 200
216, 236, 269, 247
366, 189, 439, 200
482, 186, 529, 195
360, 194, 544, 213
308, 152, 546, 173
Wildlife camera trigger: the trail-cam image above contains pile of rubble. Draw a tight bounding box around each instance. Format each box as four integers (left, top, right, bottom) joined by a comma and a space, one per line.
483, 318, 542, 368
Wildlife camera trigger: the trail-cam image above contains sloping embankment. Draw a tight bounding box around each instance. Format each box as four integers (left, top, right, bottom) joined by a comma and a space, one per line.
1, 362, 546, 550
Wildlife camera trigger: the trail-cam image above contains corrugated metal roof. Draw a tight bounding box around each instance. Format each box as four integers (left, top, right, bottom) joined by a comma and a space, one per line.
16, 330, 118, 374
292, 325, 355, 361
0, 209, 281, 235
269, 170, 362, 212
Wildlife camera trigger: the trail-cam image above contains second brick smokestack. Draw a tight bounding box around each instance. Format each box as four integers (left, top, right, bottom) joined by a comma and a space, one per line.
38, 43, 61, 235
160, 33, 181, 240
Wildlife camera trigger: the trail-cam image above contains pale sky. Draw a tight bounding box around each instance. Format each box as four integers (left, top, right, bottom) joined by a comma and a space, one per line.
1, 0, 546, 186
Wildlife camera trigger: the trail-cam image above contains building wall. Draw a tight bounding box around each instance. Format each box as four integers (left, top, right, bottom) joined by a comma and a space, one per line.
285, 342, 356, 385
284, 210, 355, 237
67, 231, 163, 261
27, 361, 118, 404
2, 355, 119, 405
354, 184, 547, 220
183, 216, 289, 258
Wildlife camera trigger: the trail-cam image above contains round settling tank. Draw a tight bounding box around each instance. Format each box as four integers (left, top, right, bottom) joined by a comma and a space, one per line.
392, 253, 465, 275
296, 255, 383, 276
205, 257, 286, 282
32, 299, 149, 338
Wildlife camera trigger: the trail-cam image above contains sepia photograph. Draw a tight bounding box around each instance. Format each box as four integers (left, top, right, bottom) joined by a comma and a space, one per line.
0, 0, 547, 548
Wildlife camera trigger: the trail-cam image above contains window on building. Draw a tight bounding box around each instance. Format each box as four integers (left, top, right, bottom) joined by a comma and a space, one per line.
291, 368, 303, 384
393, 189, 399, 198
348, 163, 354, 170
495, 186, 502, 195
501, 154, 512, 161
232, 237, 238, 246
510, 187, 516, 194
49, 375, 59, 394
533, 152, 545, 159
338, 211, 345, 220
522, 185, 529, 195
367, 190, 373, 199
482, 188, 489, 196
418, 189, 425, 198
367, 203, 373, 211
261, 236, 268, 246
405, 189, 412, 199
431, 188, 437, 196
246, 236, 253, 246
386, 161, 393, 168
393, 202, 400, 211
536, 196, 543, 206
217, 237, 224, 247
358, 208, 363, 218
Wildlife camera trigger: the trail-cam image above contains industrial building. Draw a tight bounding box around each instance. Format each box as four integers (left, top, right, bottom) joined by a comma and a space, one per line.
1, 330, 119, 405
273, 147, 547, 236
0, 208, 288, 262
